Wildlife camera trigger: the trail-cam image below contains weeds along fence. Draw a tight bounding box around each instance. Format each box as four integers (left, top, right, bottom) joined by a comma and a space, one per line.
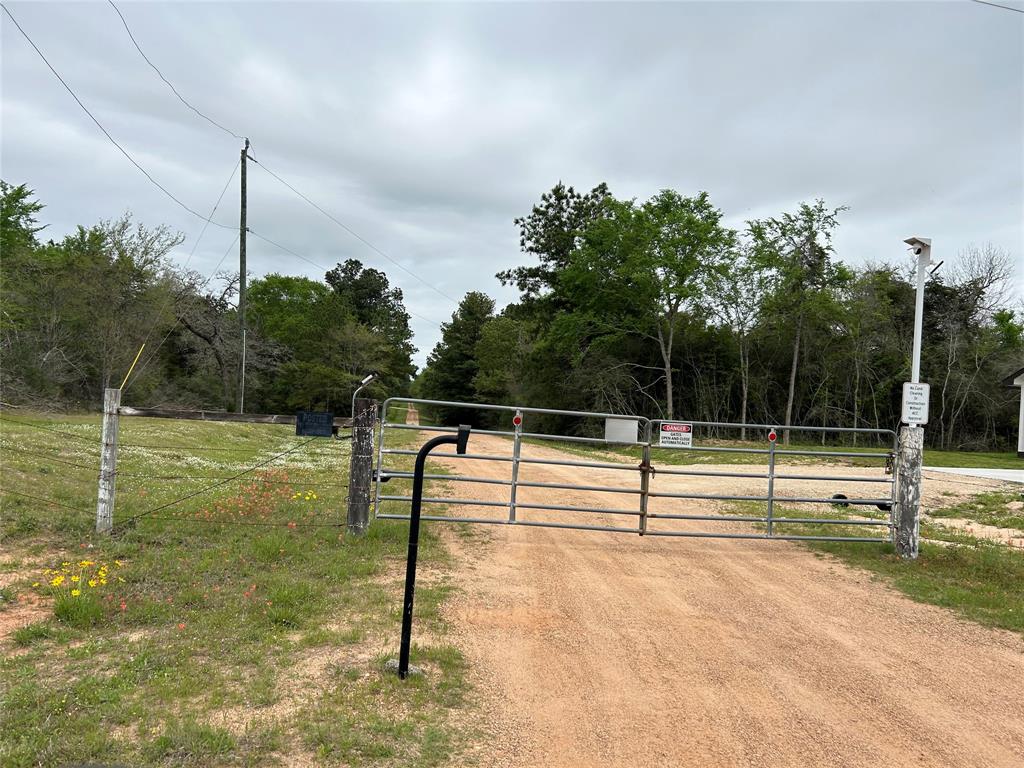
0, 396, 380, 537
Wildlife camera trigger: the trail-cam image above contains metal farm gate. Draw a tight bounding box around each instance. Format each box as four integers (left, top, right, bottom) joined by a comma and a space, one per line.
374, 398, 899, 544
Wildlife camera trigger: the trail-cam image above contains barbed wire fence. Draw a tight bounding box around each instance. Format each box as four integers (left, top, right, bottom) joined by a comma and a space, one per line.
0, 399, 381, 535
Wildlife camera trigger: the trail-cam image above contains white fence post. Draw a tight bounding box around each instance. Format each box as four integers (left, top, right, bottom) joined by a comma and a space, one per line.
96, 387, 121, 534
895, 426, 923, 559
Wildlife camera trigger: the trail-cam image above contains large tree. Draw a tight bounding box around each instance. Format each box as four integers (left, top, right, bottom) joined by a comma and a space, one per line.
563, 190, 736, 419
747, 200, 849, 442
419, 291, 496, 424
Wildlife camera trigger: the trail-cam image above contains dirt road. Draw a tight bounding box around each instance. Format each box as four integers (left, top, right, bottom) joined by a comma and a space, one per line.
417, 432, 1024, 768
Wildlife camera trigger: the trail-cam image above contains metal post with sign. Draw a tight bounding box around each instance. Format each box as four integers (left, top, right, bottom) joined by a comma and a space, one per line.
896, 237, 932, 559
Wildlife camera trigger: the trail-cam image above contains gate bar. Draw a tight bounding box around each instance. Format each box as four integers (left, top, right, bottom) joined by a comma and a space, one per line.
384, 471, 513, 487
516, 479, 641, 495
380, 495, 509, 508
644, 530, 890, 543
378, 512, 640, 534
645, 512, 890, 526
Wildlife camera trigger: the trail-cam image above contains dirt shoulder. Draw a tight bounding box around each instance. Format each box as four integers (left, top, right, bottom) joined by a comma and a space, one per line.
429, 433, 1024, 768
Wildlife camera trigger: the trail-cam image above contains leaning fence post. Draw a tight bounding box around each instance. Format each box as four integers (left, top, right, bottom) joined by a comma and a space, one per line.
895, 426, 923, 559
96, 387, 121, 534
347, 397, 376, 535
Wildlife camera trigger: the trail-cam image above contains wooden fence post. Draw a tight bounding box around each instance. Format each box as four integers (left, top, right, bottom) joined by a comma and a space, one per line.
347, 397, 376, 535
96, 387, 121, 534
895, 425, 923, 559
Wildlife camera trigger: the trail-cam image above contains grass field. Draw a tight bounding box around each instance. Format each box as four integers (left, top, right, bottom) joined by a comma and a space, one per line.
0, 412, 477, 767
731, 501, 1024, 635
928, 490, 1024, 533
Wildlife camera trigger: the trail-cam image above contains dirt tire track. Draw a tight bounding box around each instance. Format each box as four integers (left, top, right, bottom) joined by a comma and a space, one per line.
423, 432, 1024, 768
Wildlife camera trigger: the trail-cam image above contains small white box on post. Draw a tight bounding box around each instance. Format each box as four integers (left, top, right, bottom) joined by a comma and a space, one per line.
96, 387, 121, 533
604, 417, 639, 444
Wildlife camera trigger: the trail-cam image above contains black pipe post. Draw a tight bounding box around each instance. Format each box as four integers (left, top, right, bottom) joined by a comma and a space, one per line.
398, 425, 470, 679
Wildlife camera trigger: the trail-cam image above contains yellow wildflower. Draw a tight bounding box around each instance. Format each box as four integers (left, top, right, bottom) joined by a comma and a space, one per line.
70, 589, 81, 597
32, 582, 40, 587
78, 560, 94, 567
50, 575, 64, 587
99, 579, 107, 586
70, 575, 80, 583
88, 579, 98, 588
114, 560, 123, 567
61, 562, 70, 567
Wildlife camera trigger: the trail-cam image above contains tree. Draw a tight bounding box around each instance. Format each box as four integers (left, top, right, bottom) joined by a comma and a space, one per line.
325, 259, 416, 393
710, 246, 765, 437
497, 181, 611, 303
747, 200, 848, 442
419, 292, 496, 424
564, 190, 735, 419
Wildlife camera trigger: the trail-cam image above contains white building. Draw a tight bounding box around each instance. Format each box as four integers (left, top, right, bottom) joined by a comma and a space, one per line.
1004, 365, 1024, 458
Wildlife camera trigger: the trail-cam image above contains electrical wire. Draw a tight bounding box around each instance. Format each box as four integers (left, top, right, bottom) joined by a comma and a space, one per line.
121, 158, 240, 392
249, 157, 460, 305
123, 232, 240, 390
246, 229, 444, 329
102, 1, 455, 331
0, 4, 234, 231
970, 0, 1024, 13
107, 0, 247, 141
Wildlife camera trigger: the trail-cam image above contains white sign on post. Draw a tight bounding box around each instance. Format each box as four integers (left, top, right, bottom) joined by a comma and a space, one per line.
659, 422, 693, 448
901, 382, 930, 425
604, 417, 639, 444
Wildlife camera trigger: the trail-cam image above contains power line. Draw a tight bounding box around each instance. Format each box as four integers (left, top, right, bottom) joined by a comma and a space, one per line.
107, 0, 247, 141
122, 158, 240, 392
101, 2, 457, 329
247, 228, 444, 328
971, 0, 1024, 13
0, 3, 234, 230
249, 157, 461, 305
124, 232, 240, 390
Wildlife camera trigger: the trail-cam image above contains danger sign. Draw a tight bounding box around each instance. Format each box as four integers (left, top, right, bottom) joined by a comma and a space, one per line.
659, 422, 693, 448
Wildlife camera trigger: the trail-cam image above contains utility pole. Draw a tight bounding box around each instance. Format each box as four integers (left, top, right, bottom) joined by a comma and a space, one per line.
238, 138, 249, 413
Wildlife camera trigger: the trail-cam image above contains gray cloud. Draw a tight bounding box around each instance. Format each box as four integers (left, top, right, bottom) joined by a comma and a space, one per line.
3, 1, 1021, 366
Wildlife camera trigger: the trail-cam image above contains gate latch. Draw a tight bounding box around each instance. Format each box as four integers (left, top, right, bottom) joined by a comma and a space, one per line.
885, 454, 895, 475
638, 460, 656, 478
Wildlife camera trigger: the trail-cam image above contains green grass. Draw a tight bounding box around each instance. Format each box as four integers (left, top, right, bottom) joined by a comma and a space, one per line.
740, 501, 1024, 635
0, 412, 476, 767
809, 537, 1024, 634
928, 491, 1024, 532
922, 449, 1023, 470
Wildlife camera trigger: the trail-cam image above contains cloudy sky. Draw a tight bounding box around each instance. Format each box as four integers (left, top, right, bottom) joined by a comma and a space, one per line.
3, 1, 1022, 367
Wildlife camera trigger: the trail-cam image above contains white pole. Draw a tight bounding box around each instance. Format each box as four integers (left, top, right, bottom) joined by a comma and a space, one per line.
909, 242, 932, 384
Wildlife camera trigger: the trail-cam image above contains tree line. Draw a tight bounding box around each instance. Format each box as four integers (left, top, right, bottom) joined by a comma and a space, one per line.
0, 181, 413, 414
418, 183, 1022, 450
2, 179, 1020, 450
